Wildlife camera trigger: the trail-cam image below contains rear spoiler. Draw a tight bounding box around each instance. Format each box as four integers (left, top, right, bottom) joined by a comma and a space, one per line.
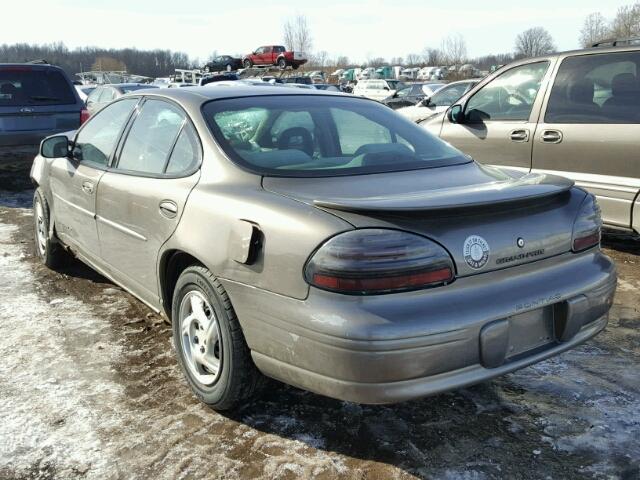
313, 173, 574, 213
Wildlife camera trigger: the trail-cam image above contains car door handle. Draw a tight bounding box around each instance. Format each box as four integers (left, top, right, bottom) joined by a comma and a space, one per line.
81, 181, 94, 194
540, 129, 563, 144
509, 129, 530, 142
159, 200, 178, 219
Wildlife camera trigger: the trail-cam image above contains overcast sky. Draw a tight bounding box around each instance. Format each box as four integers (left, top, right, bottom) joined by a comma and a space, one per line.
2, 0, 632, 63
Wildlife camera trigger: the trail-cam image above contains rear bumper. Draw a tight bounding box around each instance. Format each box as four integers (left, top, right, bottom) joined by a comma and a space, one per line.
222, 250, 616, 404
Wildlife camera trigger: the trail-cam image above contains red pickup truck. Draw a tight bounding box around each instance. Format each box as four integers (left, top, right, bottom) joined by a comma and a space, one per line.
242, 46, 308, 70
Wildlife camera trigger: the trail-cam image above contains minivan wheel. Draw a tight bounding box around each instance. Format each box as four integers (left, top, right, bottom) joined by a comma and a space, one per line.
172, 266, 263, 410
33, 188, 65, 269
277, 58, 287, 70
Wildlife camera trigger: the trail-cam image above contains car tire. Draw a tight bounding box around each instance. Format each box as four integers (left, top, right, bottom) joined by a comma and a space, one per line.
243, 59, 252, 69
292, 64, 299, 70
172, 265, 263, 410
33, 188, 66, 269
277, 58, 287, 70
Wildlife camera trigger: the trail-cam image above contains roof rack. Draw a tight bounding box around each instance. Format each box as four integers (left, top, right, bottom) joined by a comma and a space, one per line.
592, 37, 640, 47
27, 59, 49, 64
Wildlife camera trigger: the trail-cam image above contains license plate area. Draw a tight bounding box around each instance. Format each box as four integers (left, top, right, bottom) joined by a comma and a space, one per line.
506, 307, 555, 359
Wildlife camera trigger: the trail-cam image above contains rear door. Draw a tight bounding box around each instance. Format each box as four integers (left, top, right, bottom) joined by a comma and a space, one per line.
49, 98, 138, 262
0, 65, 81, 146
533, 50, 640, 229
439, 60, 554, 170
95, 98, 201, 305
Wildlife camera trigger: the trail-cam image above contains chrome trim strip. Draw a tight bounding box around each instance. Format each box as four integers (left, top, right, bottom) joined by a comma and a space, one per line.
96, 215, 147, 242
53, 192, 95, 218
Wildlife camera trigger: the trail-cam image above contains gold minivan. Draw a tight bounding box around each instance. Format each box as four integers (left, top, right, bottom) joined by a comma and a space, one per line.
422, 41, 640, 234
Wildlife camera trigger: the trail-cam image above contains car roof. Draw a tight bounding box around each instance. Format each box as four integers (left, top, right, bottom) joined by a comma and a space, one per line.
507, 44, 640, 66
124, 84, 349, 110
0, 63, 65, 71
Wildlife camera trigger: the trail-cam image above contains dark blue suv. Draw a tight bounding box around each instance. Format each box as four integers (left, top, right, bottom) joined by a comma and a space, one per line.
0, 63, 87, 154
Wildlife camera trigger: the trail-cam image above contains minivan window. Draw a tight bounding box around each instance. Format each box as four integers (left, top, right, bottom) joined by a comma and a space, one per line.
0, 67, 76, 106
545, 51, 640, 124
429, 82, 472, 106
465, 62, 549, 121
117, 99, 185, 174
203, 95, 469, 177
74, 99, 138, 166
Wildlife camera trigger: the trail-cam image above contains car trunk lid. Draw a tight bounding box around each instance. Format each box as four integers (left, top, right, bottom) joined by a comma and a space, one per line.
263, 163, 583, 278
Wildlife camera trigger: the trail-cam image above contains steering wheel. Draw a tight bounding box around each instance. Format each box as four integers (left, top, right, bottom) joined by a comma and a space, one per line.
276, 127, 314, 157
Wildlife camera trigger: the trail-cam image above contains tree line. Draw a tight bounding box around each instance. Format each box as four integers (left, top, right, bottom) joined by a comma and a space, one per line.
580, 2, 640, 46
0, 42, 193, 78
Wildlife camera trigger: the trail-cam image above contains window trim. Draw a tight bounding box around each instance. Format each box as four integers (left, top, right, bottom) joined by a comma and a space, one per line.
109, 96, 203, 179
71, 97, 141, 171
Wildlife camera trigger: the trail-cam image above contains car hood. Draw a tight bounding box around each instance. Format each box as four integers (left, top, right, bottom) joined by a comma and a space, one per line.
264, 162, 584, 277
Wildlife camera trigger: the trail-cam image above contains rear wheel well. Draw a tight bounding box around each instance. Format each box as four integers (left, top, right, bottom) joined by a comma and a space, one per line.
160, 250, 205, 321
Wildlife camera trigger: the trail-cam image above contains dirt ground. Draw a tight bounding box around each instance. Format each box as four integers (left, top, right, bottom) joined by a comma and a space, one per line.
0, 160, 639, 480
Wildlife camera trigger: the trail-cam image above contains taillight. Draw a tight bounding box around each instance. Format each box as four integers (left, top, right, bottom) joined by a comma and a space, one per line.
304, 229, 454, 295
572, 194, 602, 252
80, 108, 90, 125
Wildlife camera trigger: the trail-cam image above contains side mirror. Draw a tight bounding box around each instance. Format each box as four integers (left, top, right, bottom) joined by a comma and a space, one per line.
383, 86, 390, 91
40, 135, 70, 158
421, 97, 432, 107
447, 104, 465, 124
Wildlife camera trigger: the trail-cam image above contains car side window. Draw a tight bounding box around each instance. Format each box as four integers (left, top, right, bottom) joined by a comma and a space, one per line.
331, 108, 392, 154
74, 99, 138, 166
165, 123, 201, 174
430, 83, 470, 106
116, 99, 186, 174
545, 51, 640, 124
396, 88, 410, 98
465, 62, 549, 121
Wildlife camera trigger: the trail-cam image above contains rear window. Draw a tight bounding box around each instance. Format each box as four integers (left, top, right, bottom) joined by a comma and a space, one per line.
0, 67, 76, 106
203, 95, 469, 177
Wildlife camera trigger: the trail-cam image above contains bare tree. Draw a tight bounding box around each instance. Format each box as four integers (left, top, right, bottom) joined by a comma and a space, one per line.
389, 56, 404, 66
440, 35, 467, 66
422, 47, 442, 66
91, 56, 126, 72
334, 56, 350, 68
610, 3, 640, 38
405, 53, 422, 66
366, 57, 386, 67
283, 14, 313, 54
515, 27, 556, 58
579, 12, 610, 47
312, 50, 329, 68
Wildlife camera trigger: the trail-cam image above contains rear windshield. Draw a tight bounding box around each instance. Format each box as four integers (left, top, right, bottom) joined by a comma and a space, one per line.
0, 67, 76, 106
203, 94, 469, 177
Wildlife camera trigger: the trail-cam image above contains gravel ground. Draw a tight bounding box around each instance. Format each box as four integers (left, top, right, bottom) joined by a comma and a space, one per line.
0, 161, 639, 480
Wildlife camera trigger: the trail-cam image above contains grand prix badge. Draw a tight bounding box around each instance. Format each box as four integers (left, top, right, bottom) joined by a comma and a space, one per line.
463, 235, 490, 269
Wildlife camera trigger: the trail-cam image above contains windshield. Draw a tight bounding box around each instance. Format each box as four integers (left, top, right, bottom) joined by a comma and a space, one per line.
386, 80, 405, 91
0, 67, 76, 106
203, 95, 469, 177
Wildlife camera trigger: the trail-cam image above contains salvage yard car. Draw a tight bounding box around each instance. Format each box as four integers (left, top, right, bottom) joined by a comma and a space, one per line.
1, 62, 88, 152
422, 41, 640, 234
353, 79, 406, 101
31, 86, 616, 410
86, 83, 157, 116
382, 82, 445, 109
398, 79, 479, 122
242, 45, 307, 70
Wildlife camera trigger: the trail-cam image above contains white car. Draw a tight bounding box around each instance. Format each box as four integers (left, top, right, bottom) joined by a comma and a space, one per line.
353, 79, 406, 101
397, 79, 479, 122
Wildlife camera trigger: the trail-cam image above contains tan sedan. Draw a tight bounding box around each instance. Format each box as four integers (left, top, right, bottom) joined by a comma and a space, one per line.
31, 87, 616, 410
